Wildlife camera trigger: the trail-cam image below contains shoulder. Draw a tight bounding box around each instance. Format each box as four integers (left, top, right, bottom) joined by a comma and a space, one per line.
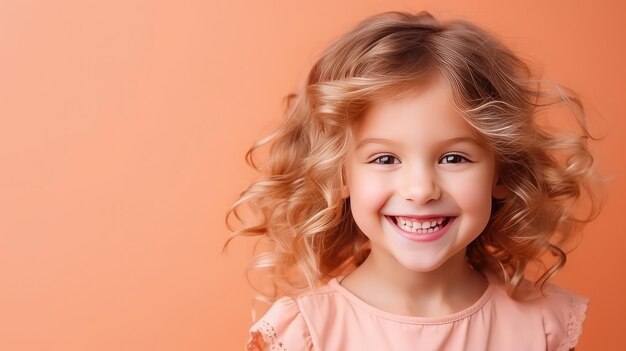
247, 295, 313, 351
246, 282, 344, 350
488, 281, 588, 351
539, 284, 589, 351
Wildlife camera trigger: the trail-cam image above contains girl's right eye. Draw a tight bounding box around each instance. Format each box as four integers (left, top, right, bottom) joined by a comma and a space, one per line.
370, 155, 399, 164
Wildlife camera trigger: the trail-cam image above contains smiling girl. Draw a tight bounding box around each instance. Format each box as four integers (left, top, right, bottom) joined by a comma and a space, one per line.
227, 11, 602, 351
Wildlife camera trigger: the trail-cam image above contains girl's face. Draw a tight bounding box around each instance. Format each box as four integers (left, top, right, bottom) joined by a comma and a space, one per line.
343, 77, 505, 273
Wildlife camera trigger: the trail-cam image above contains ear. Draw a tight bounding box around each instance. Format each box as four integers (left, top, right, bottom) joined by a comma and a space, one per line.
491, 176, 508, 200
341, 185, 350, 199
341, 169, 350, 199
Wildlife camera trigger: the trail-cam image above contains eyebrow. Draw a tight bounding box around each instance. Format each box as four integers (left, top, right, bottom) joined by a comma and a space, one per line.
355, 136, 485, 150
355, 138, 399, 150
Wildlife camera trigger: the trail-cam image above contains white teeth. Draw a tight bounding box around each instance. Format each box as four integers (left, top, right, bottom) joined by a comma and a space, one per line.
393, 216, 447, 233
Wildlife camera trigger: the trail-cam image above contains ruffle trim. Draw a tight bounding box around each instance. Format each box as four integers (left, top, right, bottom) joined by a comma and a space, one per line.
556, 297, 588, 351
246, 320, 286, 351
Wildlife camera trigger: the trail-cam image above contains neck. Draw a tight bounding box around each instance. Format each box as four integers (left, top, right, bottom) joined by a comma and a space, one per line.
340, 250, 488, 317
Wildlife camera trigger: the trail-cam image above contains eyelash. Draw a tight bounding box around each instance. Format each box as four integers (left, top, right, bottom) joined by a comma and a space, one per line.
369, 155, 399, 165
369, 154, 470, 165
440, 154, 470, 164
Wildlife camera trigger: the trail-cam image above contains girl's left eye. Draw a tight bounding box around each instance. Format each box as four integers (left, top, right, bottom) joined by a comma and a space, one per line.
440, 154, 469, 164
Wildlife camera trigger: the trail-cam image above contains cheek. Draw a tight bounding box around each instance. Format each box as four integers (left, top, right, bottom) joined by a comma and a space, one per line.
350, 173, 390, 210
447, 174, 494, 221
346, 170, 393, 231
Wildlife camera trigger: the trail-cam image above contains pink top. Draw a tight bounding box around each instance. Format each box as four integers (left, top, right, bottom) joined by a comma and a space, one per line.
247, 277, 588, 351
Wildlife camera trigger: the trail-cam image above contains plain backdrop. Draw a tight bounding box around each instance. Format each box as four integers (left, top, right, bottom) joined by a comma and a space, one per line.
0, 0, 624, 350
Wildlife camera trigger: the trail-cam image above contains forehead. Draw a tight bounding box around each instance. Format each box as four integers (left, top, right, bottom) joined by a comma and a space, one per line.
352, 77, 485, 145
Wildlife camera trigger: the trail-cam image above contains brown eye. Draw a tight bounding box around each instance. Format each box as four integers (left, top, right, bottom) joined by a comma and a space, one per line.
440, 154, 469, 164
371, 155, 399, 164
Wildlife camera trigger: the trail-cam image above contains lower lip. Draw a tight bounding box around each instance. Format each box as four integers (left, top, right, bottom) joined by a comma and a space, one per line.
385, 216, 455, 243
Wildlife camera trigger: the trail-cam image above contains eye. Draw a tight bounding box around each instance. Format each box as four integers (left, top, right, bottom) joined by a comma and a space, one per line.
370, 155, 399, 165
440, 154, 470, 164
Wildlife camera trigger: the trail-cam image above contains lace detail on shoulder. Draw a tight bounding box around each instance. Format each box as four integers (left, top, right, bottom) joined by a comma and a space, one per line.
556, 295, 588, 351
247, 296, 311, 350
247, 320, 286, 351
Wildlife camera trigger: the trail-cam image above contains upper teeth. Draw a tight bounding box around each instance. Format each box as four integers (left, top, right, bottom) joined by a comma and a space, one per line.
395, 216, 444, 230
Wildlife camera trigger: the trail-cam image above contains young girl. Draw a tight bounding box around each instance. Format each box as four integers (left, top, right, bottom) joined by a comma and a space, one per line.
227, 11, 602, 351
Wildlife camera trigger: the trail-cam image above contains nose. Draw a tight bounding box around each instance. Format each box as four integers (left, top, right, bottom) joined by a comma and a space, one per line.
398, 164, 442, 204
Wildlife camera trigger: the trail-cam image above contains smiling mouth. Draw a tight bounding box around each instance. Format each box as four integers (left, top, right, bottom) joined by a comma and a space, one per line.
388, 216, 452, 234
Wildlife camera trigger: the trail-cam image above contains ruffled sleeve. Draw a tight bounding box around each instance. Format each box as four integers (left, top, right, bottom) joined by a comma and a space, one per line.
541, 285, 589, 351
246, 296, 312, 351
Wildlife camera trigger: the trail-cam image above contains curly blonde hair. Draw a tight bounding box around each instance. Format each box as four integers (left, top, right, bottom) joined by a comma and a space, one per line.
226, 11, 602, 301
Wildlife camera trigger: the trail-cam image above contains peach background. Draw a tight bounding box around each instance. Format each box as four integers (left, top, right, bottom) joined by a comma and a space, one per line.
0, 0, 624, 350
